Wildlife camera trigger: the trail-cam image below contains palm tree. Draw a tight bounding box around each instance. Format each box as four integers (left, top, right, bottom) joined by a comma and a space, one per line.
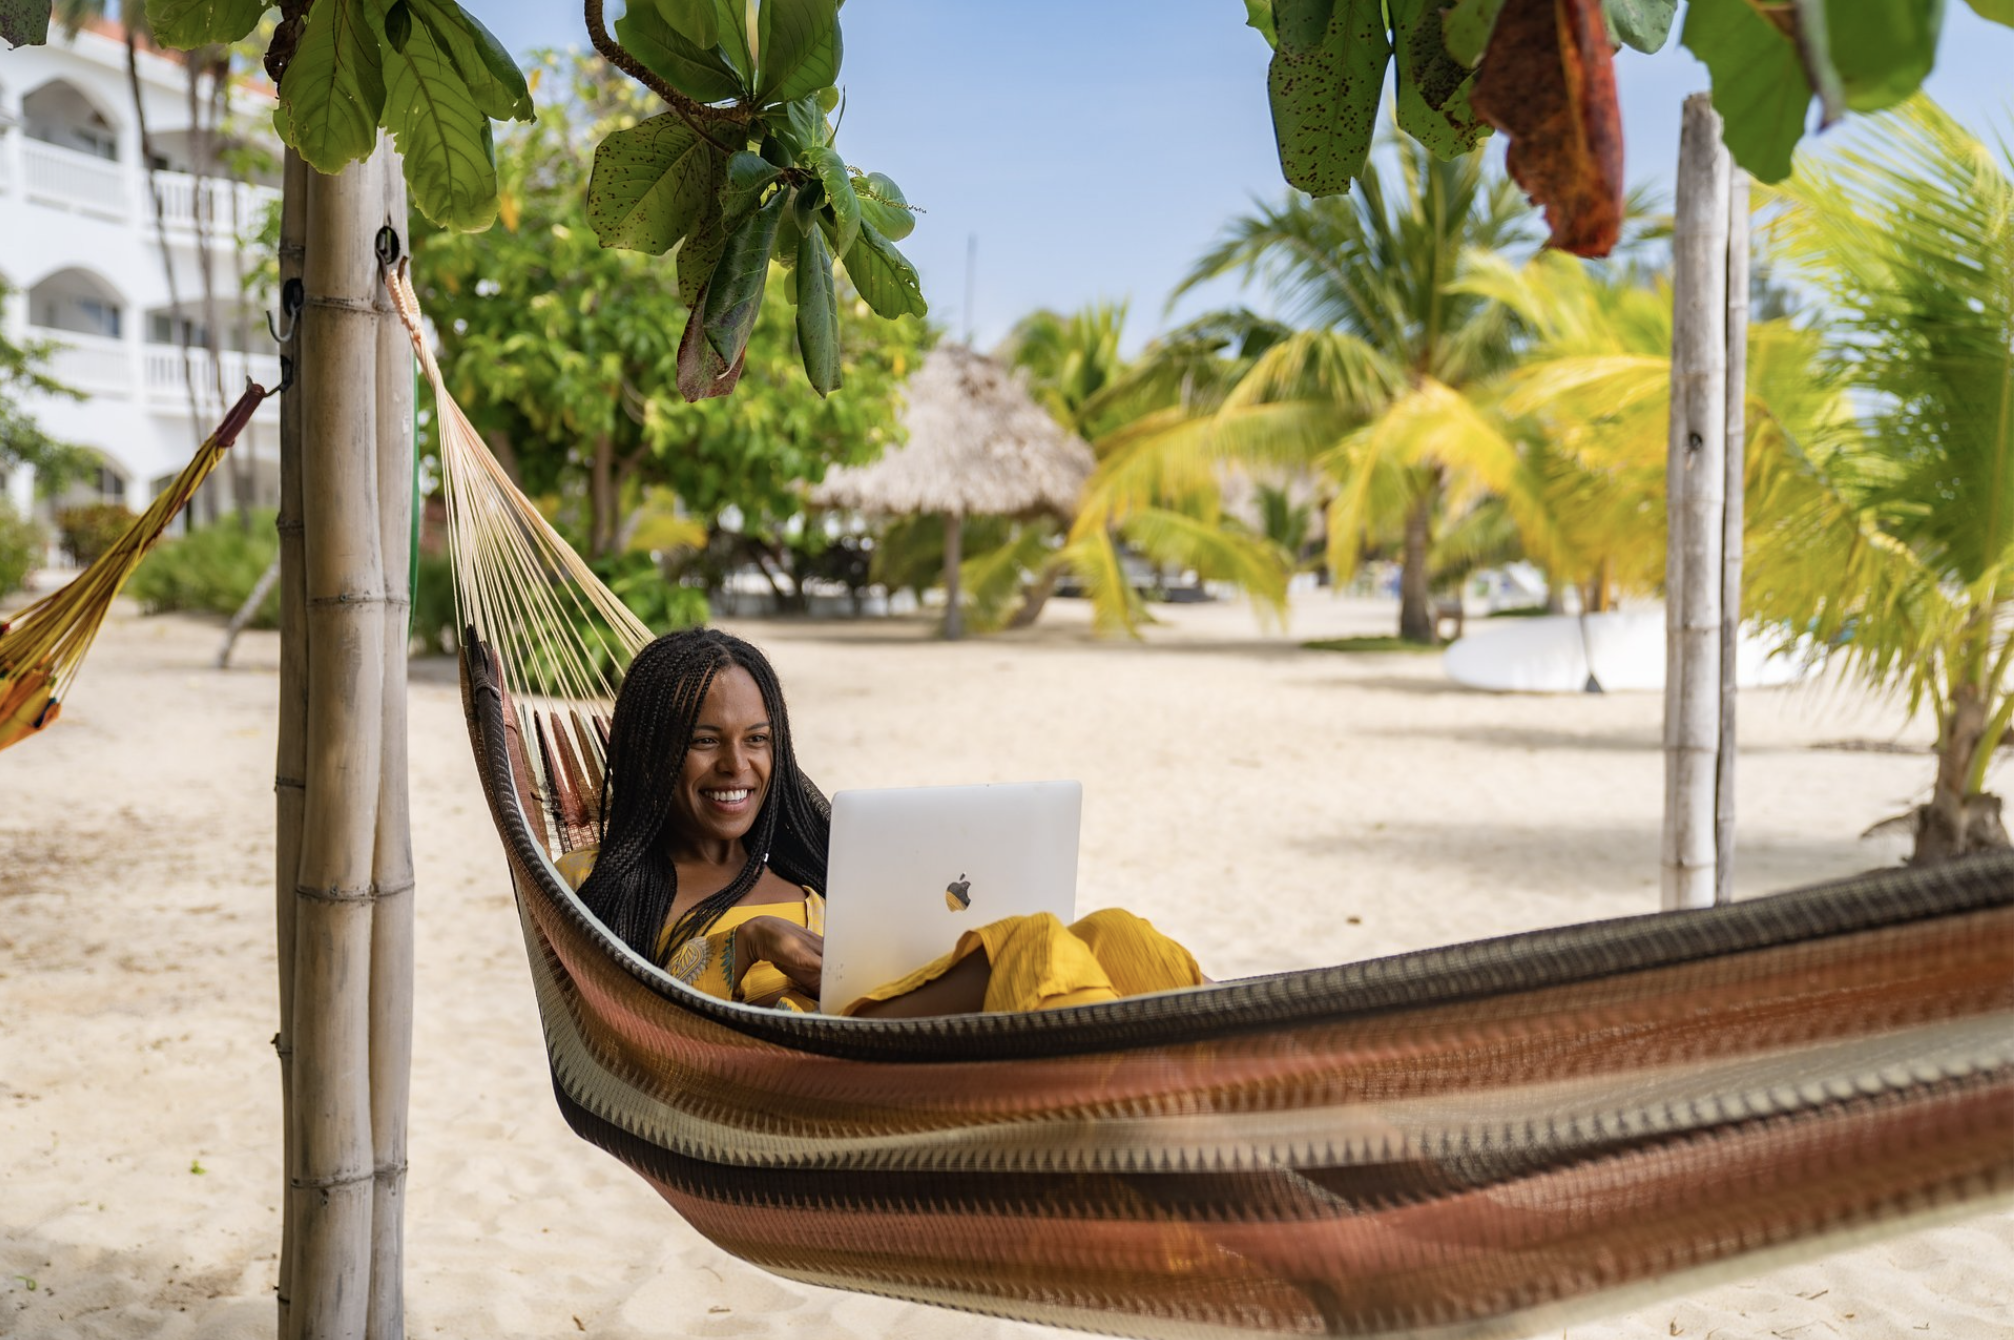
1743, 99, 2014, 864
1171, 139, 1537, 643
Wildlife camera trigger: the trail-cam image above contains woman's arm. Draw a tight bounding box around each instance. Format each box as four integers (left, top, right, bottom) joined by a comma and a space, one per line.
733, 915, 824, 1000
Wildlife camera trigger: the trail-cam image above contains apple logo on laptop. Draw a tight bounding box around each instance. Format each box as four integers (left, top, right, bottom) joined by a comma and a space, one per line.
944, 874, 972, 912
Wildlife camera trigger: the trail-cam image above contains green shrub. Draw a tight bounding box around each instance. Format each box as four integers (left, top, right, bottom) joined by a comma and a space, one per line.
55, 502, 134, 566
128, 511, 280, 626
0, 501, 44, 597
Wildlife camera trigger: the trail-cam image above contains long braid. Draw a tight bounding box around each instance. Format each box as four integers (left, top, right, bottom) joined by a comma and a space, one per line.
576, 628, 830, 964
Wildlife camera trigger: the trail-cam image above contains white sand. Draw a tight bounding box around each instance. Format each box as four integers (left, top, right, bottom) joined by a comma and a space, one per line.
2, 591, 2009, 1339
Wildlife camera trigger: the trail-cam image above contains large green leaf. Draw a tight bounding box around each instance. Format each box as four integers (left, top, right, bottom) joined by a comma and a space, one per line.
703, 191, 787, 368
767, 95, 827, 159
1244, 0, 1278, 47
837, 221, 927, 319
855, 170, 914, 241
382, 11, 500, 231
1603, 0, 1677, 52
805, 145, 860, 258
1825, 0, 1943, 112
618, 2, 746, 104
1442, 0, 1508, 67
719, 150, 782, 232
274, 0, 387, 175
757, 0, 842, 102
1268, 0, 1391, 194
150, 0, 266, 48
1, 0, 51, 49
1682, 0, 1811, 183
1390, 0, 1486, 159
795, 222, 841, 395
410, 0, 533, 122
586, 113, 720, 254
1966, 0, 2014, 25
655, 0, 721, 47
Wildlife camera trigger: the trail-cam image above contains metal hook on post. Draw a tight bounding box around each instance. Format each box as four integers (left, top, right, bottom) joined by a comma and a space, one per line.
375, 224, 402, 270
267, 277, 305, 345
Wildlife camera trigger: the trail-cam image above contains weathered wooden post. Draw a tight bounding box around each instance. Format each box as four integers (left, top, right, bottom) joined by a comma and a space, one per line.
1716, 169, 1751, 905
942, 511, 964, 640
1662, 94, 1731, 912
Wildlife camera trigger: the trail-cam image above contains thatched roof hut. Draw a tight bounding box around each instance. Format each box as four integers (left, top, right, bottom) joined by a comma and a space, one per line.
813, 344, 1095, 637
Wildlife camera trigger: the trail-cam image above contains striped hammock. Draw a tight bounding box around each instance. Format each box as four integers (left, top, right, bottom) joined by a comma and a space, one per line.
0, 382, 271, 753
389, 266, 2014, 1339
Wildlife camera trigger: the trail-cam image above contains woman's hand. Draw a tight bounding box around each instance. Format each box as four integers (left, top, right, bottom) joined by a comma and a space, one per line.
734, 915, 824, 999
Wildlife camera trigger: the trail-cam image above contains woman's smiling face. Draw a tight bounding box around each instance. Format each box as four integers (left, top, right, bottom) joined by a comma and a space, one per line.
670, 665, 773, 853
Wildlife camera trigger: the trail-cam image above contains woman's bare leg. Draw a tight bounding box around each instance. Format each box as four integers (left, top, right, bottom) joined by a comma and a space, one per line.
848, 952, 990, 1018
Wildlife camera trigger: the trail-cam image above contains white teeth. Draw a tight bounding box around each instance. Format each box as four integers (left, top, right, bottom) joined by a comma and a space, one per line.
704, 788, 750, 802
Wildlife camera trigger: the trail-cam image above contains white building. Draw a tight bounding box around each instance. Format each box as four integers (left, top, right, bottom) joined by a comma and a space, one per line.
0, 20, 282, 536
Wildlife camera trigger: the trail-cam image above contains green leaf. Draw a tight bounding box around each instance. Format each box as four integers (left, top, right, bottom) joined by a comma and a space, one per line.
1441, 0, 1508, 68
150, 0, 266, 48
385, 0, 413, 53
1965, 0, 2014, 26
1389, 0, 1486, 159
410, 0, 534, 122
617, 2, 746, 104
1682, 0, 1811, 183
1824, 0, 1943, 112
273, 0, 387, 175
837, 221, 927, 320
854, 170, 914, 242
703, 191, 787, 368
719, 150, 782, 232
678, 155, 730, 307
710, 0, 753, 78
586, 113, 720, 253
1244, 0, 1278, 48
1267, 0, 1391, 195
382, 6, 501, 231
1791, 0, 1848, 126
758, 0, 842, 103
1, 1, 51, 49
795, 222, 841, 395
773, 198, 805, 270
1603, 0, 1678, 53
805, 145, 860, 258
769, 95, 826, 158
654, 0, 720, 47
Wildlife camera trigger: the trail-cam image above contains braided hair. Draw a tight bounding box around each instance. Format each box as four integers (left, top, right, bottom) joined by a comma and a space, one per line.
574, 627, 830, 963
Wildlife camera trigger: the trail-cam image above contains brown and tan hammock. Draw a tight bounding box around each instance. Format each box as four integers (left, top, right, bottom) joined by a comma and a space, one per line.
0, 382, 272, 753
387, 265, 2014, 1340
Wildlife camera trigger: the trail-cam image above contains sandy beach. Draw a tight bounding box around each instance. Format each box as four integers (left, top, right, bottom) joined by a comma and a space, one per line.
3, 590, 2009, 1339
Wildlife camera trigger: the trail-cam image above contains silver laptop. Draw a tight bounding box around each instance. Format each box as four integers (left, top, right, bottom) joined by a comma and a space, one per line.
819, 781, 1082, 1014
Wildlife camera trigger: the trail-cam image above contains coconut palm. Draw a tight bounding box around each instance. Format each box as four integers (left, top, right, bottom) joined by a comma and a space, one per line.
1743, 99, 2014, 864
1169, 139, 1538, 642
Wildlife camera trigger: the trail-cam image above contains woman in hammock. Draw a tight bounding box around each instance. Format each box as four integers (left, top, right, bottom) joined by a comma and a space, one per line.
562, 627, 1205, 1015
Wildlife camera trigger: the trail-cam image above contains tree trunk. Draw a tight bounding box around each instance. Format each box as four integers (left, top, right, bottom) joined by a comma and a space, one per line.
1007, 560, 1062, 630
272, 145, 308, 1340
186, 56, 236, 524
290, 149, 389, 1340
1397, 494, 1434, 645
1661, 94, 1731, 913
365, 151, 413, 1340
216, 554, 280, 668
1915, 679, 2013, 863
482, 429, 522, 486
942, 511, 964, 640
1716, 168, 1750, 905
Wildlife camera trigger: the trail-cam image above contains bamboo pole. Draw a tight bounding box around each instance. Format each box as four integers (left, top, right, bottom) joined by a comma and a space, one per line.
942, 511, 964, 640
290, 150, 387, 1340
366, 148, 415, 1340
273, 144, 308, 1340
1662, 94, 1731, 912
1716, 170, 1751, 906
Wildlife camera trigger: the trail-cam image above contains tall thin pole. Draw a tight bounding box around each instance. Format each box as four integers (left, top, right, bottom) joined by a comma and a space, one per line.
942, 511, 964, 640
272, 143, 308, 1340
1662, 93, 1730, 912
1715, 170, 1751, 906
365, 146, 414, 1340
290, 148, 388, 1339
963, 233, 977, 345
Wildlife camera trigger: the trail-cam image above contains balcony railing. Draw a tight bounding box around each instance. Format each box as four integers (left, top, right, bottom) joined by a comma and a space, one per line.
154, 171, 283, 237
23, 138, 128, 220
145, 343, 283, 403
33, 327, 133, 396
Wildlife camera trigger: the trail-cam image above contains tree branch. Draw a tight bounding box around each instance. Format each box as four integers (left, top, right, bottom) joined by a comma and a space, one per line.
584, 0, 751, 154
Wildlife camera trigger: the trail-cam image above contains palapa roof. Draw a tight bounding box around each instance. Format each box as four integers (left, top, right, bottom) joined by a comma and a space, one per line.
811, 344, 1095, 518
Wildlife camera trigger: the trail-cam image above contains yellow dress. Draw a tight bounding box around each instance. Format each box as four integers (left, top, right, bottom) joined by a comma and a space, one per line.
555, 848, 1203, 1015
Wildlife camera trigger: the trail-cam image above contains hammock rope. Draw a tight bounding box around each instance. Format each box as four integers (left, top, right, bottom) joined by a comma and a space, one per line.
389, 265, 2014, 1340
0, 381, 273, 753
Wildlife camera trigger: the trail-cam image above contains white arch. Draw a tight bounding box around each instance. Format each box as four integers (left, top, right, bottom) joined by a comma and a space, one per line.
21, 75, 125, 157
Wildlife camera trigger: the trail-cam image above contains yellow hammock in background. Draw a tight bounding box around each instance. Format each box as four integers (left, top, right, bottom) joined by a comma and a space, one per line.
0, 382, 272, 753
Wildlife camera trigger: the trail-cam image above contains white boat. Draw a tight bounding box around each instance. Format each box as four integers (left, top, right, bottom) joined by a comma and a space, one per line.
1443, 609, 1807, 693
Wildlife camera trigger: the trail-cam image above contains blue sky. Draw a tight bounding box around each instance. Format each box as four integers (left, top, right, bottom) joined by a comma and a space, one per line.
479, 1, 2013, 352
